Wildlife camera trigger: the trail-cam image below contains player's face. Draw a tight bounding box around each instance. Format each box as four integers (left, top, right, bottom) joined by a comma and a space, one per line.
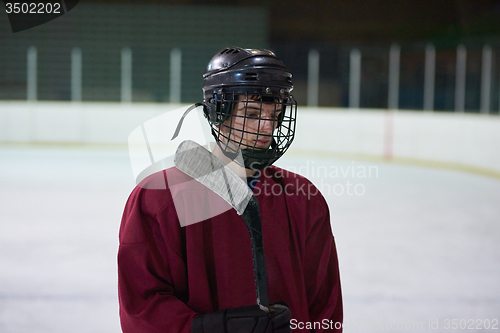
220, 95, 282, 150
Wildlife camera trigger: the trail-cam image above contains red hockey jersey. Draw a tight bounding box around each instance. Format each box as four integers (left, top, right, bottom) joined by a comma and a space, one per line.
118, 165, 343, 332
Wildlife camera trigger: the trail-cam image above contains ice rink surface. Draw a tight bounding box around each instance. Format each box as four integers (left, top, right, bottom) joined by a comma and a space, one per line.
1, 146, 499, 332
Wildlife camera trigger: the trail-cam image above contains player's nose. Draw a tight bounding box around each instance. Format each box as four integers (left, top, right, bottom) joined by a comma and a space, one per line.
257, 113, 275, 133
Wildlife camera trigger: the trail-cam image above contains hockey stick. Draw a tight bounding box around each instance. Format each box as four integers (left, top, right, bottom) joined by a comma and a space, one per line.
174, 140, 270, 311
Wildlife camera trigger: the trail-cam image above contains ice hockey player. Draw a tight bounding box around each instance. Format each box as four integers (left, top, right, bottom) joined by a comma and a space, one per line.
118, 46, 343, 332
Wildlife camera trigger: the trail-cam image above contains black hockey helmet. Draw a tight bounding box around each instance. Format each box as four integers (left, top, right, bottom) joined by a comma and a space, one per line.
202, 47, 297, 171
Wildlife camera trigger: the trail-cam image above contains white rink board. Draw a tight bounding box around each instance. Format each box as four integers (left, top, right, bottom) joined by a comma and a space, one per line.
1, 102, 500, 174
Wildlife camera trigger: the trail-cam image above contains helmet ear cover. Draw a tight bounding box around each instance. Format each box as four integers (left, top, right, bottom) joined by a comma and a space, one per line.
203, 91, 235, 126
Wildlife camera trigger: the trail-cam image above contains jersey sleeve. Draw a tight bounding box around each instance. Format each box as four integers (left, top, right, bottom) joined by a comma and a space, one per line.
117, 185, 197, 333
304, 191, 343, 332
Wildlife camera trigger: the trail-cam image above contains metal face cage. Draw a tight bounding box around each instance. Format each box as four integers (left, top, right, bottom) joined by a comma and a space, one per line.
208, 90, 297, 171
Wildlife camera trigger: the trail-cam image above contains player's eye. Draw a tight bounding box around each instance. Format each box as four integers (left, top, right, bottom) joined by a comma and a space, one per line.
246, 110, 261, 119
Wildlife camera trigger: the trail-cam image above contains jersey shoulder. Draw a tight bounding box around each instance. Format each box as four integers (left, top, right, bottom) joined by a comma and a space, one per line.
127, 166, 194, 217
121, 167, 192, 244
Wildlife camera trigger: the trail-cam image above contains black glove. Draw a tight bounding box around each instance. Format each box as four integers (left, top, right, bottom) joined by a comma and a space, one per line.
191, 303, 292, 333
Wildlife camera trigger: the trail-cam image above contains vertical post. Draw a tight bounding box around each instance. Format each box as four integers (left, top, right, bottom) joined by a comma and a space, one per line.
170, 48, 182, 104
388, 43, 400, 110
121, 47, 132, 103
307, 49, 320, 107
480, 44, 492, 113
71, 47, 82, 102
423, 43, 436, 111
349, 48, 361, 109
27, 46, 37, 101
455, 44, 467, 112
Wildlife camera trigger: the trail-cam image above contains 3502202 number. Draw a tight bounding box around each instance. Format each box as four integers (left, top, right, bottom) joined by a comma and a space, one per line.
5, 2, 62, 14
443, 319, 499, 330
